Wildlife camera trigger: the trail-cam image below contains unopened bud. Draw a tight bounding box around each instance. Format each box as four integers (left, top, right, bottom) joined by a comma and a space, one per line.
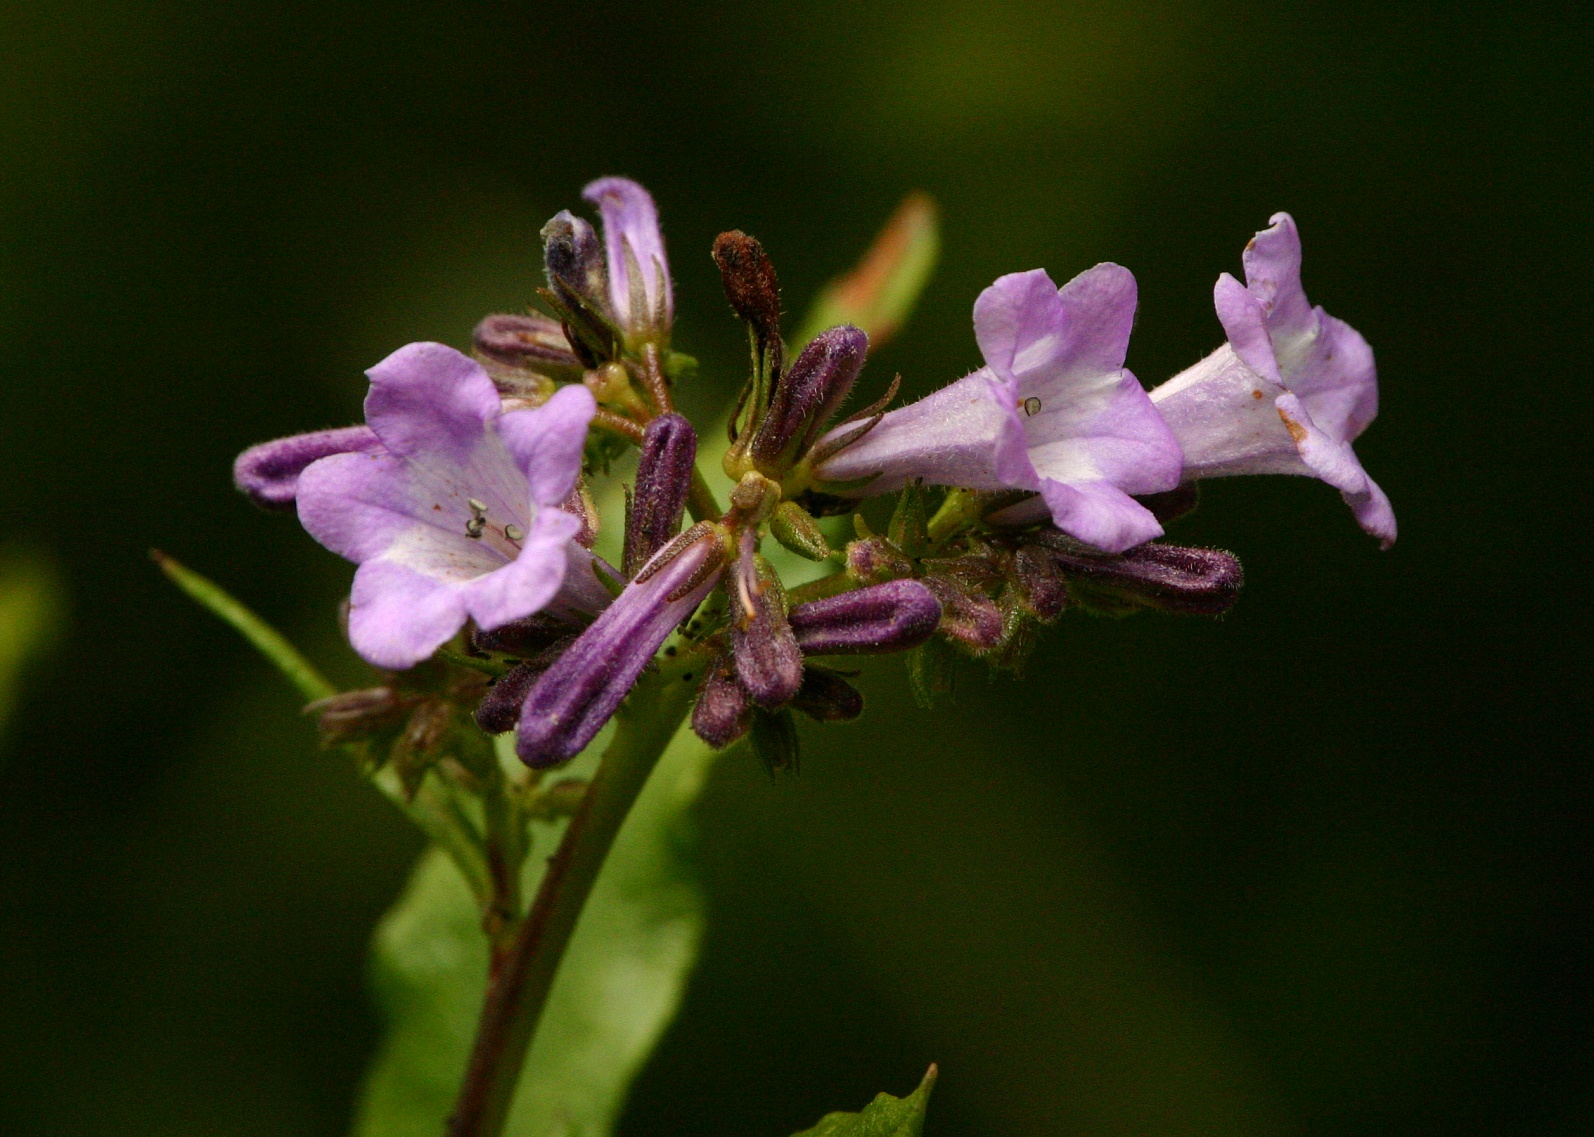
691, 660, 751, 749
790, 666, 864, 723
730, 533, 803, 708
712, 230, 783, 352
471, 613, 576, 657
473, 661, 546, 735
1034, 536, 1244, 616
921, 575, 1004, 653
1011, 544, 1069, 620
789, 579, 942, 655
750, 324, 868, 472
624, 413, 697, 576
846, 536, 912, 584
542, 210, 607, 310
750, 707, 800, 774
769, 501, 833, 561
472, 312, 582, 371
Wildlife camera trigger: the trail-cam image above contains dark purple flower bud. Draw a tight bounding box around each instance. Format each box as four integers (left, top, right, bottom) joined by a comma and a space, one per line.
921, 575, 1005, 652
1037, 536, 1244, 616
542, 210, 608, 310
624, 413, 697, 577
751, 325, 869, 471
790, 666, 864, 723
691, 659, 751, 749
471, 612, 576, 657
846, 535, 912, 584
473, 661, 546, 735
789, 579, 942, 655
1011, 544, 1069, 620
712, 230, 783, 352
516, 526, 726, 767
1134, 483, 1201, 525
233, 426, 382, 511
472, 312, 582, 370
729, 530, 802, 708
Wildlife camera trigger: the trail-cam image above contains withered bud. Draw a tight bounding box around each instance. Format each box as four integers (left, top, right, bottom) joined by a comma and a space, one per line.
790, 666, 864, 723
691, 660, 752, 750
846, 536, 913, 584
542, 210, 607, 309
789, 579, 942, 655
730, 538, 803, 709
474, 661, 547, 735
1011, 544, 1069, 620
1034, 536, 1244, 616
305, 686, 415, 746
711, 230, 783, 349
472, 312, 582, 370
750, 707, 800, 774
389, 700, 457, 800
750, 324, 868, 470
921, 575, 1005, 653
625, 413, 697, 576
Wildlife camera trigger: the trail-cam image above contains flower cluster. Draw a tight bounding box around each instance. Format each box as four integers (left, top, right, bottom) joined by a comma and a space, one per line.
235, 178, 1394, 775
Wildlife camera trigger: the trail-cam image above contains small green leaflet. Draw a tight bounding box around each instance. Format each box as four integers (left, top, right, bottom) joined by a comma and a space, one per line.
352, 726, 721, 1137
792, 1065, 939, 1137
0, 549, 62, 750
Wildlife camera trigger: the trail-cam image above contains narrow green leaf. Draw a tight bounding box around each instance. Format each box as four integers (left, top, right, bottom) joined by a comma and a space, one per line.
152, 550, 334, 702
353, 726, 720, 1137
792, 1065, 938, 1137
0, 549, 64, 746
794, 193, 939, 351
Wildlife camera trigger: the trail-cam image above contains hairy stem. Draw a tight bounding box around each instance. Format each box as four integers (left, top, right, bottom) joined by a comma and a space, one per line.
445, 658, 698, 1137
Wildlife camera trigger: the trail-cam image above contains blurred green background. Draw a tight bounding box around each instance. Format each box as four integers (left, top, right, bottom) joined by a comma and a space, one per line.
1, 0, 1588, 1133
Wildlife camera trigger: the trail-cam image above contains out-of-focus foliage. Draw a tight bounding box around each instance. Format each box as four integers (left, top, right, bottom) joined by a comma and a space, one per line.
791, 1067, 936, 1137
793, 194, 939, 352
354, 730, 719, 1137
0, 550, 62, 745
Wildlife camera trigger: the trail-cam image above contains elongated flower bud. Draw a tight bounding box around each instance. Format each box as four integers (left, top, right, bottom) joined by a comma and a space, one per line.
470, 612, 577, 658
730, 531, 803, 708
624, 413, 697, 577
789, 579, 941, 655
1030, 534, 1244, 616
473, 661, 546, 735
712, 230, 783, 352
234, 426, 382, 511
751, 324, 868, 472
790, 666, 864, 723
691, 659, 751, 749
516, 526, 725, 767
472, 312, 582, 371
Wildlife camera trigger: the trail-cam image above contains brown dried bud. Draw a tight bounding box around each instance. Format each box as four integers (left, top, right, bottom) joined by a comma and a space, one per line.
712, 230, 783, 352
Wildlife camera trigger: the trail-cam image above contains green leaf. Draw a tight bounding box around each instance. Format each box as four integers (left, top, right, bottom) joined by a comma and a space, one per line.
792, 1066, 938, 1137
794, 193, 939, 352
152, 550, 334, 701
352, 726, 720, 1137
0, 549, 63, 746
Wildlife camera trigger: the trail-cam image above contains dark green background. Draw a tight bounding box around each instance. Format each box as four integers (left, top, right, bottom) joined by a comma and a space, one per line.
2, 1, 1588, 1133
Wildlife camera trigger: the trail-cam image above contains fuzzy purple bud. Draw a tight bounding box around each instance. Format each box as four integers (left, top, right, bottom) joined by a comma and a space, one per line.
921, 575, 1005, 652
472, 312, 582, 370
624, 413, 697, 577
1011, 544, 1069, 620
474, 661, 546, 735
790, 666, 864, 723
789, 579, 942, 655
730, 531, 803, 708
751, 324, 869, 470
233, 426, 382, 511
691, 660, 751, 749
542, 210, 607, 310
1033, 535, 1244, 616
516, 526, 725, 767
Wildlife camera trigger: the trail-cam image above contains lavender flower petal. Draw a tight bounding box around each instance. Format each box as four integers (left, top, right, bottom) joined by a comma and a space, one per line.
233, 425, 381, 511
789, 579, 942, 655
583, 177, 673, 336
515, 531, 723, 767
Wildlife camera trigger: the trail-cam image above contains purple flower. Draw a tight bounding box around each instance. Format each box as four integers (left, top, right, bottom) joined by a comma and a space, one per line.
583, 177, 673, 341
1148, 213, 1395, 548
234, 426, 383, 511
515, 525, 726, 767
813, 265, 1182, 553
294, 342, 608, 671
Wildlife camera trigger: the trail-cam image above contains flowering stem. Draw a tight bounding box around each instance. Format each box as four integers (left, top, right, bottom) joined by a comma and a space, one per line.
445, 654, 699, 1137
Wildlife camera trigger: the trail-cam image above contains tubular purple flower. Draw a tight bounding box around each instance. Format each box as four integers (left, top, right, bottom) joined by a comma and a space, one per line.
624, 413, 697, 576
788, 579, 942, 655
294, 342, 608, 671
812, 265, 1182, 553
583, 177, 673, 339
515, 526, 725, 767
234, 426, 382, 511
1148, 213, 1395, 548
